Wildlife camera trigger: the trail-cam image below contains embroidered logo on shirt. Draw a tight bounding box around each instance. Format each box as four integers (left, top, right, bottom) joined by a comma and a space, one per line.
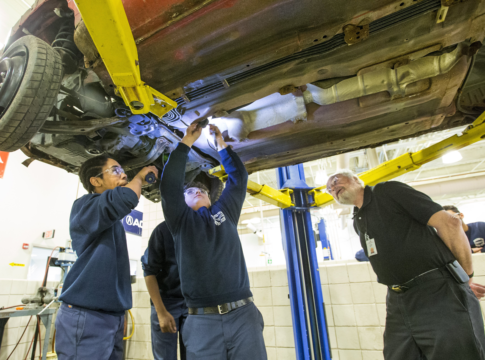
473, 238, 485, 247
211, 211, 226, 226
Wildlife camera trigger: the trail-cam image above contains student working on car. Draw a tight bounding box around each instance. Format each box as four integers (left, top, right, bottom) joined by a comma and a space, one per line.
56, 155, 157, 360
160, 122, 266, 360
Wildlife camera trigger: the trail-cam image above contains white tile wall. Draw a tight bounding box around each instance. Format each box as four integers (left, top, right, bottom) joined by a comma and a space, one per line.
336, 326, 361, 349
330, 284, 353, 304
327, 264, 350, 284
271, 286, 290, 306
333, 305, 356, 326
347, 263, 372, 283
362, 350, 385, 360
354, 305, 380, 326
350, 283, 376, 304
273, 306, 292, 327
3, 254, 485, 359
253, 271, 271, 287
339, 349, 363, 360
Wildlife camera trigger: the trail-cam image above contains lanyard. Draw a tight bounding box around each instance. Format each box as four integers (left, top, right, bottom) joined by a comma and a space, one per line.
355, 209, 377, 256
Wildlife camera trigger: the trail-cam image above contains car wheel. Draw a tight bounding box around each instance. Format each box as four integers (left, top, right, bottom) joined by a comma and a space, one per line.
0, 35, 63, 152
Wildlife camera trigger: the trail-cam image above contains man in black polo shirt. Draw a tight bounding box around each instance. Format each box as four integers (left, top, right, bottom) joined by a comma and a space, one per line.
142, 221, 188, 360
326, 170, 485, 360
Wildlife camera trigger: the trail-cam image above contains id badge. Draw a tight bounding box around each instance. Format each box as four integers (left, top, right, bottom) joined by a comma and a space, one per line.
365, 233, 378, 257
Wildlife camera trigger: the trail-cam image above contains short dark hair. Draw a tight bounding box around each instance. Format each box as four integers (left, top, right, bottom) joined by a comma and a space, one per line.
183, 181, 209, 195
79, 154, 111, 193
443, 205, 460, 214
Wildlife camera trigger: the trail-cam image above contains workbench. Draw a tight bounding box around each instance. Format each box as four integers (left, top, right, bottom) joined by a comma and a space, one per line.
0, 307, 56, 360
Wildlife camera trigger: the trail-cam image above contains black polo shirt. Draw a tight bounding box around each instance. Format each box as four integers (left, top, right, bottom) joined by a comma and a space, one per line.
141, 221, 183, 299
353, 181, 455, 286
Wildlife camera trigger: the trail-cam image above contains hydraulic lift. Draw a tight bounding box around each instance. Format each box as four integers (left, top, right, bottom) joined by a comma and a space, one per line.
72, 1, 485, 359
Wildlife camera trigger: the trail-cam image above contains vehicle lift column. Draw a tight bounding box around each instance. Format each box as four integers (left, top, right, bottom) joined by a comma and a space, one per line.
277, 165, 332, 360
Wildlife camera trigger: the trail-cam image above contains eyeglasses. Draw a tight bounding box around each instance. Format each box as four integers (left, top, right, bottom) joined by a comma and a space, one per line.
325, 176, 340, 194
184, 188, 209, 196
96, 166, 125, 178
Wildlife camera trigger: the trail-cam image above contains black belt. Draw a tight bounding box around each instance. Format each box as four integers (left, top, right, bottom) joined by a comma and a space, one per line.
388, 267, 452, 293
188, 297, 254, 315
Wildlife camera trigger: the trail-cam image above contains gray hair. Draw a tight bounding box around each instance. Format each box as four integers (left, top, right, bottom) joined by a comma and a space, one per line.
329, 169, 365, 186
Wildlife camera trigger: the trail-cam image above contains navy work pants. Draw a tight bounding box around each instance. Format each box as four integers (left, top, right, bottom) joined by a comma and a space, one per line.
55, 303, 124, 360
182, 302, 267, 360
384, 273, 485, 360
150, 298, 188, 360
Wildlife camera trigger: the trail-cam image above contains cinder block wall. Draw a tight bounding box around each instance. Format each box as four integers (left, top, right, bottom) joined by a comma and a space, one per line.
3, 254, 485, 360
124, 253, 485, 360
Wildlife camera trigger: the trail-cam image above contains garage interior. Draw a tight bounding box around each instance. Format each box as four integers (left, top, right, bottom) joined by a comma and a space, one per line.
1, 0, 485, 360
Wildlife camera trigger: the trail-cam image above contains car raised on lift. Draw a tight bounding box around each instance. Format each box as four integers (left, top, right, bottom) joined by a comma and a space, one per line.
1, 0, 484, 201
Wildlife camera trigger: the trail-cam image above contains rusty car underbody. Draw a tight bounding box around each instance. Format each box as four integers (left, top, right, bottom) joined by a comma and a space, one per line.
4, 0, 485, 200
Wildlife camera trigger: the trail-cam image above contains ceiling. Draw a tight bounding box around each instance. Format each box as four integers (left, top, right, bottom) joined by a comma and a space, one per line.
239, 125, 485, 232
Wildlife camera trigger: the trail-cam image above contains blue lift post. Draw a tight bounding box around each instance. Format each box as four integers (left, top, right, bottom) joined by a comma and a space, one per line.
277, 164, 332, 360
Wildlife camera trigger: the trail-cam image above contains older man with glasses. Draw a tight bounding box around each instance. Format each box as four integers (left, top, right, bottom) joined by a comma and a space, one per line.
55, 154, 157, 360
326, 169, 485, 360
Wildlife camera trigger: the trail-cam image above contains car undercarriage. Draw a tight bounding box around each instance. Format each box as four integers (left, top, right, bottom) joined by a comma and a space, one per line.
1, 0, 484, 202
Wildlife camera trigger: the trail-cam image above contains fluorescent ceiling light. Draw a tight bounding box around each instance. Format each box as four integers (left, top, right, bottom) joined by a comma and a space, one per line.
442, 151, 462, 164
242, 217, 261, 224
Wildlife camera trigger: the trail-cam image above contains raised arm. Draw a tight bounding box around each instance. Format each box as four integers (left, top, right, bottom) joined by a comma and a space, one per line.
71, 186, 138, 240
210, 125, 248, 223
160, 123, 204, 233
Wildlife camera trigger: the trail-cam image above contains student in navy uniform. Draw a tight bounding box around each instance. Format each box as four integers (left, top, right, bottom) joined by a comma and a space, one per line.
443, 205, 485, 253
326, 170, 485, 360
55, 155, 157, 360
160, 122, 266, 360
141, 221, 188, 360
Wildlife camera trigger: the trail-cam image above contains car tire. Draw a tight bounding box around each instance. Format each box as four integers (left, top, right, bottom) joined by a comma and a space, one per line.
0, 35, 63, 152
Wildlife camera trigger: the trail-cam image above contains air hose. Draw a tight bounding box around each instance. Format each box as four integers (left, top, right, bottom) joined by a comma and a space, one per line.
123, 309, 135, 340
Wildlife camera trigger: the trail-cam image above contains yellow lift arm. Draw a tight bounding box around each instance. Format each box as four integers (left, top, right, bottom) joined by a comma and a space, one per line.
310, 112, 485, 207
211, 111, 485, 210
209, 166, 294, 209
73, 0, 177, 117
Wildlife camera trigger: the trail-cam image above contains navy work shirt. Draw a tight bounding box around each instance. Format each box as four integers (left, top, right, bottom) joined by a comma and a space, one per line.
60, 187, 138, 314
353, 182, 455, 286
466, 222, 485, 251
160, 143, 252, 308
141, 221, 183, 299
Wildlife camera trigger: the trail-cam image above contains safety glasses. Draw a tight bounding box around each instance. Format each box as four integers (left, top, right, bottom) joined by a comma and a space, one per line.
96, 166, 125, 178
325, 176, 339, 194
184, 188, 209, 196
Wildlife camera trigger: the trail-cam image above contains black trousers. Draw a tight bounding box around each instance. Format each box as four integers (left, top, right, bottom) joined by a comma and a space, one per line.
384, 272, 485, 360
